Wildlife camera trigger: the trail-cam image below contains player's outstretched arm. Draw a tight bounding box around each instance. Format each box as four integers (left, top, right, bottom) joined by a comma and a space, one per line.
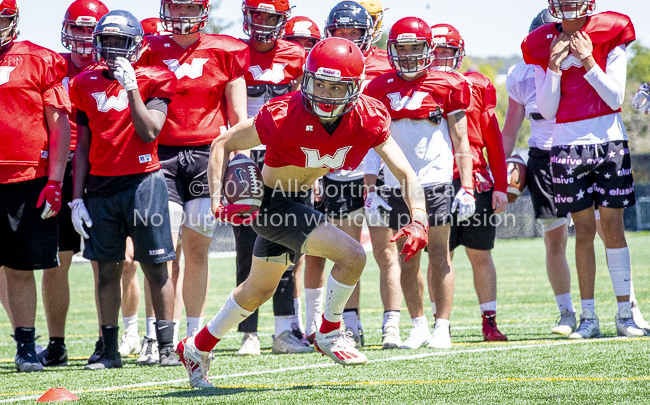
208, 117, 262, 215
501, 98, 525, 158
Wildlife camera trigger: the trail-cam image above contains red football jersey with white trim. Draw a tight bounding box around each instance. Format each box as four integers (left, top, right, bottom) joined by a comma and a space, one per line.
61, 53, 100, 151
69, 66, 177, 176
254, 92, 391, 170
245, 39, 305, 87
137, 34, 250, 146
0, 41, 72, 184
522, 11, 635, 124
364, 47, 392, 83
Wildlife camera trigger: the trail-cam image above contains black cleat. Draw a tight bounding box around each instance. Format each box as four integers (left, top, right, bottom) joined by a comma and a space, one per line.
87, 338, 103, 364
38, 343, 69, 367
16, 344, 44, 372
83, 352, 122, 370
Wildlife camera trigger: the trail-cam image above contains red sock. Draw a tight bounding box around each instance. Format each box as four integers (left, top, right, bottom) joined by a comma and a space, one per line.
319, 315, 341, 334
193, 327, 219, 352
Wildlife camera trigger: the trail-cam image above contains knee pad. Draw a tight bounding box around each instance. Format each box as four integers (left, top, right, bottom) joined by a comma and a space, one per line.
168, 201, 184, 235
538, 217, 567, 233
183, 198, 217, 238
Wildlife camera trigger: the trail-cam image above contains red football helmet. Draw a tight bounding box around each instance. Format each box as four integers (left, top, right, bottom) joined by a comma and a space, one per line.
61, 0, 109, 55
160, 0, 210, 35
243, 0, 291, 43
548, 0, 596, 20
0, 0, 19, 48
283, 16, 320, 52
387, 17, 434, 77
301, 37, 366, 118
141, 17, 170, 36
430, 23, 465, 71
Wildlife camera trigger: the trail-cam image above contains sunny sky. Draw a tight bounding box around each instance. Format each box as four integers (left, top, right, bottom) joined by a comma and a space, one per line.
17, 0, 650, 58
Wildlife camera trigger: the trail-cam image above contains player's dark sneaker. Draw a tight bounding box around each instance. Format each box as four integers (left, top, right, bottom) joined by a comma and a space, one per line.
159, 346, 182, 367
87, 338, 103, 364
482, 311, 508, 342
37, 343, 69, 367
83, 352, 122, 370
16, 344, 44, 372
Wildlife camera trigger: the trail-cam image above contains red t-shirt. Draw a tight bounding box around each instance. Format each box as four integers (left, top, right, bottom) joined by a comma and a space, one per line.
61, 53, 100, 151
69, 66, 177, 176
0, 41, 71, 184
255, 92, 391, 170
137, 33, 249, 146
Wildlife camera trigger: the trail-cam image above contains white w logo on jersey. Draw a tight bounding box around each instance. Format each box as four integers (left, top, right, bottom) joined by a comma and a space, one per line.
0, 66, 16, 86
163, 58, 209, 80
387, 91, 428, 111
560, 55, 584, 70
92, 90, 129, 113
301, 146, 352, 170
248, 63, 288, 84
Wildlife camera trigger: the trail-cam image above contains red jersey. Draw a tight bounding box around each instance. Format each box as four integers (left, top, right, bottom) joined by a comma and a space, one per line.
522, 12, 635, 124
69, 66, 177, 176
61, 53, 99, 151
137, 34, 249, 146
364, 47, 392, 83
0, 41, 71, 184
255, 92, 391, 170
451, 72, 507, 193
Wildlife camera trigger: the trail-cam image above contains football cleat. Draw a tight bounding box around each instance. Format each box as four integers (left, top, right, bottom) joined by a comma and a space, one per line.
15, 343, 44, 372
381, 325, 401, 349
137, 337, 159, 366
568, 309, 601, 339
236, 332, 261, 356
481, 311, 508, 342
176, 333, 214, 388
344, 327, 362, 350
118, 329, 141, 357
272, 330, 314, 354
314, 329, 367, 366
87, 338, 103, 364
83, 352, 123, 370
399, 328, 430, 350
615, 307, 646, 337
37, 343, 69, 367
427, 325, 452, 349
552, 309, 577, 336
291, 324, 311, 346
631, 299, 650, 332
159, 346, 182, 367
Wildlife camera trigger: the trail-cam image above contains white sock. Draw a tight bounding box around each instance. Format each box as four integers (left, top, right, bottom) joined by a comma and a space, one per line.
275, 315, 293, 336
479, 301, 497, 314
411, 316, 429, 333
292, 298, 304, 332
555, 293, 575, 312
617, 301, 632, 313
206, 293, 253, 339
434, 318, 450, 330
173, 319, 180, 345
122, 314, 138, 335
305, 287, 324, 335
606, 247, 632, 297
581, 299, 595, 315
342, 310, 359, 330
186, 317, 204, 337
323, 275, 355, 323
383, 311, 400, 330
146, 317, 157, 339
430, 302, 437, 317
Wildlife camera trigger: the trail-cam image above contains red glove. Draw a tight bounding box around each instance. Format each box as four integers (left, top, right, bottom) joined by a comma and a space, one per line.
216, 203, 258, 226
390, 220, 429, 263
36, 180, 63, 219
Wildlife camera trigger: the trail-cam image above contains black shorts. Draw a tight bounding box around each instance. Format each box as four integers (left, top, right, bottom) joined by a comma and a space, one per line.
550, 141, 635, 216
58, 151, 81, 253
527, 148, 566, 220
83, 171, 176, 264
159, 145, 211, 206
319, 177, 365, 220
449, 178, 496, 251
0, 177, 59, 270
251, 186, 326, 265
387, 183, 454, 231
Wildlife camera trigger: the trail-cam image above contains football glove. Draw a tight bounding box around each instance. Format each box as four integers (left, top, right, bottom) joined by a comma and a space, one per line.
632, 83, 650, 114
451, 188, 476, 222
114, 57, 138, 91
364, 191, 392, 227
390, 220, 428, 263
36, 180, 63, 219
70, 198, 93, 239
216, 203, 258, 226
473, 172, 493, 194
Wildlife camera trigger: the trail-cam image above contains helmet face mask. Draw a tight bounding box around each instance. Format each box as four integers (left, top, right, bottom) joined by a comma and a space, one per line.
61, 0, 109, 55
242, 0, 291, 43
430, 24, 465, 72
325, 1, 373, 54
92, 11, 144, 70
0, 1, 19, 49
283, 16, 320, 52
160, 0, 210, 35
548, 0, 596, 20
389, 40, 433, 77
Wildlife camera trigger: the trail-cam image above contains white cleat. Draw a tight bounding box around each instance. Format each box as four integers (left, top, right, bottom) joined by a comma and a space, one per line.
631, 299, 650, 332
382, 325, 401, 349
314, 329, 367, 366
137, 337, 159, 365
568, 309, 601, 339
272, 330, 314, 354
427, 325, 452, 349
399, 328, 430, 350
118, 330, 141, 357
616, 306, 646, 337
552, 309, 577, 336
176, 333, 214, 388
236, 332, 261, 356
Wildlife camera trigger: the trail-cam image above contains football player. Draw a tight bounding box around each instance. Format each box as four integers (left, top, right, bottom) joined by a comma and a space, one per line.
354, 0, 386, 44
235, 0, 309, 356
522, 0, 644, 338
304, 0, 403, 350
176, 38, 428, 388
364, 17, 474, 349
69, 10, 179, 369
0, 0, 72, 372
142, 17, 170, 36
429, 23, 510, 342
136, 0, 249, 353
282, 16, 321, 55
35, 0, 109, 368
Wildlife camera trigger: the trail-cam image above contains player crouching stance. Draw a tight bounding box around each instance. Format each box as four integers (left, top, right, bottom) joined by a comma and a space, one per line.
69, 11, 179, 369
176, 38, 428, 388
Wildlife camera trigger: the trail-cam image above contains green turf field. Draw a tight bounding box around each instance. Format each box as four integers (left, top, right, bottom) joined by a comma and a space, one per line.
1, 233, 650, 404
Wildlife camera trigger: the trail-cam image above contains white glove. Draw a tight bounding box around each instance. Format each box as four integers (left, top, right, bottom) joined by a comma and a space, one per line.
451, 188, 476, 222
69, 198, 93, 239
632, 83, 650, 114
114, 57, 138, 91
364, 191, 392, 227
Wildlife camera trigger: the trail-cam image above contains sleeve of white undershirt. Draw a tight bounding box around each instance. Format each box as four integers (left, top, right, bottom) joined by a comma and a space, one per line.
362, 149, 382, 176
583, 45, 627, 110
534, 65, 562, 120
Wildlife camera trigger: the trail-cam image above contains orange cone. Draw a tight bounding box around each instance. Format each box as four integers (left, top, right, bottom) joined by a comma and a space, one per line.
37, 388, 79, 402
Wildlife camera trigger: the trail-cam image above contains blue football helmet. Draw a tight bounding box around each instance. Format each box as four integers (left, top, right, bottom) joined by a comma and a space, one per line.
324, 1, 374, 54
92, 10, 144, 69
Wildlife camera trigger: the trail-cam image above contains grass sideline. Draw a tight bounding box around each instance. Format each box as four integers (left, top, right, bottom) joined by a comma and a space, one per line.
1, 233, 649, 404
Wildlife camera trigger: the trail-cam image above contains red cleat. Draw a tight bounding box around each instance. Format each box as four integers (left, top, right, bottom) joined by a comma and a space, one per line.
482, 311, 508, 342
